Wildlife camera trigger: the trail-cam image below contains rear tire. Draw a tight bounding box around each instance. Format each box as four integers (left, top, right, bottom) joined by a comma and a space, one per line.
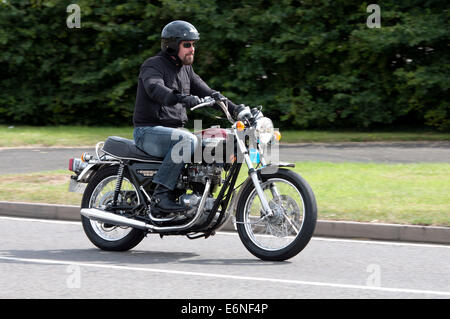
81, 165, 146, 251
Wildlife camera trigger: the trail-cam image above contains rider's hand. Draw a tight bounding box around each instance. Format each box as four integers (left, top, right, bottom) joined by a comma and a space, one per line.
211, 91, 227, 102
178, 94, 201, 108
233, 104, 252, 121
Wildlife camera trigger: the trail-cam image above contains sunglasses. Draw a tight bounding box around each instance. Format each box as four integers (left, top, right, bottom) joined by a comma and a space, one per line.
182, 42, 196, 48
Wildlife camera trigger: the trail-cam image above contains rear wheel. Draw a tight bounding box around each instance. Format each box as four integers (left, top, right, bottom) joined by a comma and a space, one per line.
81, 165, 146, 251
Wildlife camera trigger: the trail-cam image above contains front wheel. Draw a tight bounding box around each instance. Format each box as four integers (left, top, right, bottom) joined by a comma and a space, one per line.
236, 169, 317, 261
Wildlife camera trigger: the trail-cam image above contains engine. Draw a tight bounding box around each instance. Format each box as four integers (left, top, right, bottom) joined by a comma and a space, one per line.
179, 193, 215, 212
178, 192, 217, 226
177, 163, 223, 188
176, 163, 223, 222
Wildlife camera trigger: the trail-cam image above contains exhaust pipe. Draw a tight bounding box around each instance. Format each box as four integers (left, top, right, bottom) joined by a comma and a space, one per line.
80, 179, 211, 232
80, 208, 148, 230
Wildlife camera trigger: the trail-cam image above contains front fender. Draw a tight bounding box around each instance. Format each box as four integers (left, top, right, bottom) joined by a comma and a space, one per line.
258, 162, 295, 175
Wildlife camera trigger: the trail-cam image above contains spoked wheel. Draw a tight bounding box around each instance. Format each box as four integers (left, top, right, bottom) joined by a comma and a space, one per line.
81, 166, 146, 251
236, 169, 317, 261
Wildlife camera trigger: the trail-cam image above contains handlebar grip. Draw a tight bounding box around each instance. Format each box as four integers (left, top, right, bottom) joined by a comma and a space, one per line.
211, 92, 221, 102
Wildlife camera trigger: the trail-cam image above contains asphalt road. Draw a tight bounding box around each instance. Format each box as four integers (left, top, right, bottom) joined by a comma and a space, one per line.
0, 141, 449, 174
0, 216, 449, 299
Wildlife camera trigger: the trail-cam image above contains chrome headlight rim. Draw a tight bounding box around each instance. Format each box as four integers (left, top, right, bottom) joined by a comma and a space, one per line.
255, 117, 274, 145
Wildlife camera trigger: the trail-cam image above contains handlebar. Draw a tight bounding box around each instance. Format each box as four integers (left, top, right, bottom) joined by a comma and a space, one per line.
190, 96, 215, 111
190, 96, 235, 124
190, 96, 264, 128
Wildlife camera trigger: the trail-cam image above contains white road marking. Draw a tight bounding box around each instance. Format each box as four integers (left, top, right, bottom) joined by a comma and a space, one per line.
216, 231, 450, 249
312, 236, 450, 249
0, 215, 80, 225
0, 215, 448, 249
0, 255, 449, 297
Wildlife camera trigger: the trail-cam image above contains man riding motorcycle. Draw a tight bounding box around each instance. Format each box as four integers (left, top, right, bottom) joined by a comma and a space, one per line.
133, 20, 248, 214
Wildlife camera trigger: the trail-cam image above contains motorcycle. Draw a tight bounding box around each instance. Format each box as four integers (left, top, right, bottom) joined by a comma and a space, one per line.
68, 95, 317, 261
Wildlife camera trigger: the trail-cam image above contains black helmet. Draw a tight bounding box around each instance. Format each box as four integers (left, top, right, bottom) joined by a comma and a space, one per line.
161, 20, 200, 55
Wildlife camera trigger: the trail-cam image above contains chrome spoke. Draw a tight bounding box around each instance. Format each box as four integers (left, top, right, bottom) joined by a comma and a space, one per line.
88, 176, 138, 241
242, 178, 305, 251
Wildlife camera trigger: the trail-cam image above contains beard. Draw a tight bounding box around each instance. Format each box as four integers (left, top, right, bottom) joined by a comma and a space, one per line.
181, 53, 194, 65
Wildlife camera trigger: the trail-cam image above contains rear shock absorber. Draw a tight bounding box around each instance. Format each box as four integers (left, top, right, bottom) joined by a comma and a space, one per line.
112, 162, 125, 206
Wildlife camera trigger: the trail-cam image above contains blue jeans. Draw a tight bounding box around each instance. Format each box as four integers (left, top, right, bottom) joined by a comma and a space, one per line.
133, 126, 198, 190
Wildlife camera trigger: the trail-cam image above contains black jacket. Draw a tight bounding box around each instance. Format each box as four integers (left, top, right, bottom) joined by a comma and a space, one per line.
133, 51, 236, 128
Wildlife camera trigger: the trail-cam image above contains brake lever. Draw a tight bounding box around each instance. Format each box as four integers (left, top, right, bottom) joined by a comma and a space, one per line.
190, 96, 215, 111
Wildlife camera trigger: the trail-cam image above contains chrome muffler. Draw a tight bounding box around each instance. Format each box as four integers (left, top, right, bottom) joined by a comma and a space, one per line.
80, 208, 148, 230
80, 180, 211, 232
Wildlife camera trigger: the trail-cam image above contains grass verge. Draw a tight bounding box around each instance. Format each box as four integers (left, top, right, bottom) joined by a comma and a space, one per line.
0, 162, 448, 226
1, 125, 449, 147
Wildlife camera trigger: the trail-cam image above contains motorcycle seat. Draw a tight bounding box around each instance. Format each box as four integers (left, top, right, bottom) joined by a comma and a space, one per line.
102, 136, 163, 162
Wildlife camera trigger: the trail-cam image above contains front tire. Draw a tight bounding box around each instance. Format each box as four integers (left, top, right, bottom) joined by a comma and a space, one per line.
236, 169, 317, 261
81, 165, 146, 251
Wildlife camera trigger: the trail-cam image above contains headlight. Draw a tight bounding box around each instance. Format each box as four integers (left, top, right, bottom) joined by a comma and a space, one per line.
255, 117, 274, 145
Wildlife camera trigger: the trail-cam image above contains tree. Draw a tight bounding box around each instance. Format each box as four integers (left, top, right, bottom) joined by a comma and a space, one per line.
0, 0, 448, 130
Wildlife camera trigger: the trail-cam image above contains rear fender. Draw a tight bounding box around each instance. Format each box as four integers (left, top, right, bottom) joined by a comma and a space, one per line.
76, 163, 108, 183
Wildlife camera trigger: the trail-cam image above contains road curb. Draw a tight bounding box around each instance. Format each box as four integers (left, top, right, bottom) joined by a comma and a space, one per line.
0, 201, 449, 245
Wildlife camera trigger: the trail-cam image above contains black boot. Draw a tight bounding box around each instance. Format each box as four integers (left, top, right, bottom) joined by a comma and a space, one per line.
152, 184, 187, 213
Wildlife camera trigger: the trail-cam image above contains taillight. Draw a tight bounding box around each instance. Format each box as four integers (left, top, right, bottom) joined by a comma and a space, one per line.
69, 158, 87, 173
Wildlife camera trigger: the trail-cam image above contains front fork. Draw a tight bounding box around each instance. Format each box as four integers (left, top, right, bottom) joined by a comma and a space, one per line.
234, 128, 274, 217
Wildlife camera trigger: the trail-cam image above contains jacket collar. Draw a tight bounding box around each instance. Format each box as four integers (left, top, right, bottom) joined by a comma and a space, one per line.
159, 51, 183, 69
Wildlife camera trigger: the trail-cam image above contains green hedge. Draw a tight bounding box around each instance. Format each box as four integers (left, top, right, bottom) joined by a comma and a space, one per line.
0, 0, 448, 130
